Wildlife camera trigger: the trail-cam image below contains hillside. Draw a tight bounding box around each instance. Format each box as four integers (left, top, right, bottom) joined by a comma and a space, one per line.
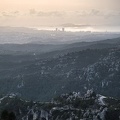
0, 47, 120, 101
0, 91, 120, 120
0, 37, 120, 101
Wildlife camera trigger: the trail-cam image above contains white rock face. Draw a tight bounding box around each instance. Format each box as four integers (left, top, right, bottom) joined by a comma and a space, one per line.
98, 95, 106, 106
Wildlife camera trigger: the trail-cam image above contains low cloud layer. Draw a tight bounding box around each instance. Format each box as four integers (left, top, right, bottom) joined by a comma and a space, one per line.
0, 9, 120, 27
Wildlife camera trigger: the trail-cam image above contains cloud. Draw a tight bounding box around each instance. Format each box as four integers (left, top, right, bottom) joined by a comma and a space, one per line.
29, 9, 36, 15
29, 9, 65, 17
13, 11, 19, 15
1, 11, 20, 17
75, 9, 120, 17
90, 9, 101, 16
2, 12, 13, 17
75, 9, 102, 16
103, 10, 120, 19
37, 11, 64, 17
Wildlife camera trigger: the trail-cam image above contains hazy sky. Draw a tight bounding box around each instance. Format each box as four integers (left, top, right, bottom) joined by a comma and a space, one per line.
0, 0, 120, 27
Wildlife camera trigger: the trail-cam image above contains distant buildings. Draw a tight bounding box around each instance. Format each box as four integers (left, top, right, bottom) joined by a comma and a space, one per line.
55, 27, 65, 32
55, 28, 58, 31
62, 28, 65, 32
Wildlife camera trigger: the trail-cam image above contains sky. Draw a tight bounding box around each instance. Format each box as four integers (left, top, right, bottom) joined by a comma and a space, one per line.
0, 0, 120, 27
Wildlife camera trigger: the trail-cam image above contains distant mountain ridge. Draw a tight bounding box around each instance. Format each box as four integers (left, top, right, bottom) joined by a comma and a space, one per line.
0, 37, 120, 55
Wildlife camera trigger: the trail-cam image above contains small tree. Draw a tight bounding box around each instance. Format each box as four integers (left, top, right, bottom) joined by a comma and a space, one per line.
8, 112, 16, 120
1, 110, 9, 120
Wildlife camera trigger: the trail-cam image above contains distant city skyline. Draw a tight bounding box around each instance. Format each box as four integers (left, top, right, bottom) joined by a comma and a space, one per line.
0, 0, 120, 28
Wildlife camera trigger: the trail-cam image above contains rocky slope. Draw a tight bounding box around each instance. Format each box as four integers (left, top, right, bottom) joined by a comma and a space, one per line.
0, 90, 120, 120
0, 49, 109, 100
